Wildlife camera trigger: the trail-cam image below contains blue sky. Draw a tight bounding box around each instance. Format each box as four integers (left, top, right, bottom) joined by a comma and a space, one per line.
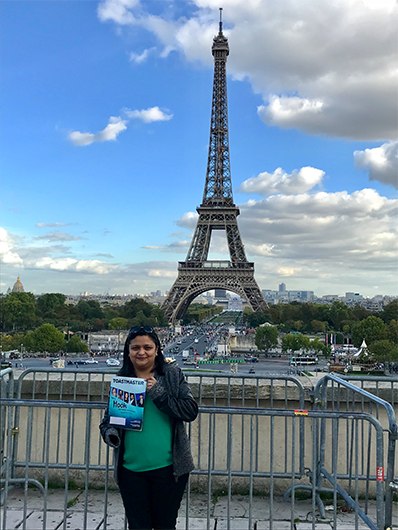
2, 0, 397, 298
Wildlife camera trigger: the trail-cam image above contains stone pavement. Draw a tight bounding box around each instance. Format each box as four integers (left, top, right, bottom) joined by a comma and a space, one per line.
2, 488, 396, 530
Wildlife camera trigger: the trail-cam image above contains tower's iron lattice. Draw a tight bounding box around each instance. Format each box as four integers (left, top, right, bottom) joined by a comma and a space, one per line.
162, 10, 268, 323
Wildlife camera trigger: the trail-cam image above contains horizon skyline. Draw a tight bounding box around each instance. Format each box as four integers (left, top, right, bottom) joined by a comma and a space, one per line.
3, 274, 395, 300
2, 0, 397, 299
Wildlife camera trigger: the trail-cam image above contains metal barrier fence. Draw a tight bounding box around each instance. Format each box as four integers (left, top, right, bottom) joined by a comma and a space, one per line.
0, 368, 14, 506
313, 373, 398, 529
338, 374, 398, 410
0, 397, 393, 530
12, 369, 308, 480
13, 368, 307, 407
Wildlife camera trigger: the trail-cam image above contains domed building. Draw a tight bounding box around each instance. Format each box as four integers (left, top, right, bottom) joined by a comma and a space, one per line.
12, 276, 25, 293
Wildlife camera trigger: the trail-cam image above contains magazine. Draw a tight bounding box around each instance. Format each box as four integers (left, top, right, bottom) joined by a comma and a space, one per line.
108, 376, 147, 431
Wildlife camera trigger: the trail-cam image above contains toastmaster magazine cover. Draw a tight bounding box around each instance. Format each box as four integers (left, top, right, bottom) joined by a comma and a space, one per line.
108, 377, 147, 431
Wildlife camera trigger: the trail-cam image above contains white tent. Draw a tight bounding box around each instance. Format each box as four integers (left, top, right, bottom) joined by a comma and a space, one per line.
352, 339, 368, 358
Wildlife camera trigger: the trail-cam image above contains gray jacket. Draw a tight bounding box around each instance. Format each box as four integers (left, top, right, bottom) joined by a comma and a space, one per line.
100, 363, 198, 484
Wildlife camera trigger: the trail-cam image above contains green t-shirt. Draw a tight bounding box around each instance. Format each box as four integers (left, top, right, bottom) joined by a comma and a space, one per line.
123, 394, 173, 472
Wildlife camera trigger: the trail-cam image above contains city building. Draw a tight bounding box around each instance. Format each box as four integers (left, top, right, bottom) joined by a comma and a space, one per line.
228, 297, 243, 311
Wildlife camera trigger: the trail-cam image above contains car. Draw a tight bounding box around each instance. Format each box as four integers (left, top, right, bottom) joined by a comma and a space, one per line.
183, 360, 198, 366
106, 358, 121, 367
49, 357, 60, 365
1, 360, 12, 369
85, 358, 98, 364
244, 356, 258, 363
69, 359, 87, 365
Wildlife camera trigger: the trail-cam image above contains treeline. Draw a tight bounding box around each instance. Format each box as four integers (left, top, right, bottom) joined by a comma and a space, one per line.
248, 299, 398, 362
244, 300, 397, 335
0, 292, 170, 334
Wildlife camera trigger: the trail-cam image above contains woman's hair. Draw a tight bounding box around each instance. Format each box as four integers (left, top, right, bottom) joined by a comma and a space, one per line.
118, 327, 166, 377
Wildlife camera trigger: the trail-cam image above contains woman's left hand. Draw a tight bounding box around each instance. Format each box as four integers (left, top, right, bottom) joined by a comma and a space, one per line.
146, 376, 157, 390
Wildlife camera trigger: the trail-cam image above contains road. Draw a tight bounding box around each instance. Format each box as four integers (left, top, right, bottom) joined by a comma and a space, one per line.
7, 324, 328, 376
11, 355, 327, 376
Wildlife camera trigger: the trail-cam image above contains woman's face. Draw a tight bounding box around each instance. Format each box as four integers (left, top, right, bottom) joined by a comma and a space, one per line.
128, 334, 158, 374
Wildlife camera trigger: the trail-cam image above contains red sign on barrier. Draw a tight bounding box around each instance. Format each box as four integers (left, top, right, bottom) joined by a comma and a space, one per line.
294, 410, 308, 416
376, 467, 384, 481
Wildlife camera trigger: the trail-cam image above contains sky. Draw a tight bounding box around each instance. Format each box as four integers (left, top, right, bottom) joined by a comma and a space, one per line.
1, 0, 397, 299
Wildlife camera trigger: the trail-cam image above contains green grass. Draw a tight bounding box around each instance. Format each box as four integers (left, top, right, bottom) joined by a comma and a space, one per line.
67, 496, 79, 509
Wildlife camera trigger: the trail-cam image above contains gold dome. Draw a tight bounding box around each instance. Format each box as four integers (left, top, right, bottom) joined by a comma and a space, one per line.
12, 276, 25, 293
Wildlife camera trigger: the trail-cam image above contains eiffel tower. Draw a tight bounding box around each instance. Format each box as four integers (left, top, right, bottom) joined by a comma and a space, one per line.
162, 9, 268, 323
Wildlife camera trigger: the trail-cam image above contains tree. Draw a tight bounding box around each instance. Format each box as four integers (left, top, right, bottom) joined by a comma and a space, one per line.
281, 333, 310, 353
123, 299, 152, 320
36, 293, 66, 319
108, 317, 128, 330
387, 320, 398, 344
311, 320, 326, 333
246, 310, 270, 328
280, 303, 302, 323
26, 323, 65, 353
268, 305, 282, 324
368, 340, 398, 363
76, 300, 104, 321
0, 333, 25, 352
381, 300, 398, 324
255, 325, 278, 353
151, 306, 168, 327
310, 338, 330, 357
65, 335, 89, 353
351, 316, 387, 348
352, 304, 372, 322
242, 307, 253, 324
0, 292, 36, 331
328, 301, 353, 331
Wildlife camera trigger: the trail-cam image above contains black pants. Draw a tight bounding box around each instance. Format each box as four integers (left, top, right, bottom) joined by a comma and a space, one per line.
118, 465, 189, 530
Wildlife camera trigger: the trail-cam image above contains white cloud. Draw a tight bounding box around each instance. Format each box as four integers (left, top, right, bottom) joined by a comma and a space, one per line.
259, 97, 324, 130
34, 231, 82, 242
0, 228, 23, 265
278, 267, 302, 277
147, 270, 177, 278
75, 260, 117, 274
354, 141, 398, 189
35, 257, 117, 274
69, 116, 127, 146
143, 241, 190, 253
125, 106, 173, 123
237, 167, 325, 195
98, 0, 398, 141
129, 47, 156, 64
36, 222, 72, 228
165, 186, 397, 295
97, 0, 139, 25
175, 211, 198, 229
0, 226, 118, 279
238, 189, 397, 263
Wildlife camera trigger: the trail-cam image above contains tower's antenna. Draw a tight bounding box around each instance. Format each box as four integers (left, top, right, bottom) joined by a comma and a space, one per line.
219, 7, 223, 33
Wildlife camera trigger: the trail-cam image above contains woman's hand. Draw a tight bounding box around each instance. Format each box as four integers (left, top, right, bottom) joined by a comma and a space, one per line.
146, 376, 157, 390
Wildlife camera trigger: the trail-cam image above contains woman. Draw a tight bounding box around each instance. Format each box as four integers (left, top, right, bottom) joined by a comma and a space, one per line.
100, 325, 198, 530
